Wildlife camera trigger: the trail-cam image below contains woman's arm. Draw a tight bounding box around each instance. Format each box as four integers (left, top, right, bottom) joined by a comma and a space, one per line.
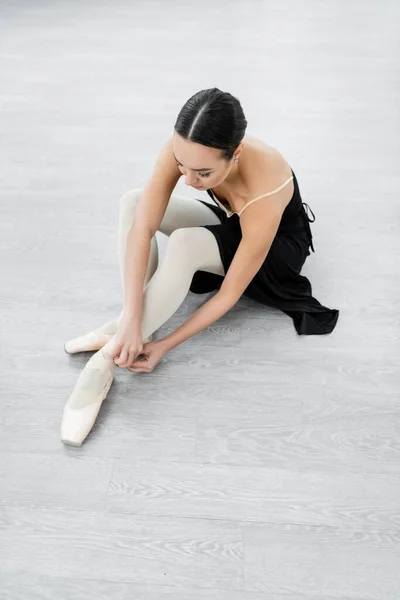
158, 198, 283, 352
157, 292, 236, 352
121, 137, 181, 325
122, 224, 152, 320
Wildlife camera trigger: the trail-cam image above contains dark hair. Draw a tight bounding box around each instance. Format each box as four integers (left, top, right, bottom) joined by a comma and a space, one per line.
174, 87, 247, 161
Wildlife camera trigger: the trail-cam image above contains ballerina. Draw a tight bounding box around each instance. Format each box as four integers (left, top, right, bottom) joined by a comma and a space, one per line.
61, 87, 338, 446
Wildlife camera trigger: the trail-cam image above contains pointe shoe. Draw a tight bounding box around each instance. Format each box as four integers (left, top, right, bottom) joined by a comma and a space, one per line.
61, 374, 113, 447
65, 331, 153, 354
64, 331, 114, 354
61, 347, 114, 447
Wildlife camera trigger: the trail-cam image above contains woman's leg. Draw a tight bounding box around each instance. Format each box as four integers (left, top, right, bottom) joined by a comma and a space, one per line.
65, 187, 222, 353
62, 221, 224, 446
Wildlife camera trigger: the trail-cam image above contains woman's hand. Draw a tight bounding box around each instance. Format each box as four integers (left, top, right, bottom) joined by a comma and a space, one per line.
127, 340, 169, 373
109, 316, 144, 369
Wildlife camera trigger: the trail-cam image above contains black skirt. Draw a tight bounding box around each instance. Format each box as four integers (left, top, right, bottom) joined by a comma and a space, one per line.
189, 171, 339, 335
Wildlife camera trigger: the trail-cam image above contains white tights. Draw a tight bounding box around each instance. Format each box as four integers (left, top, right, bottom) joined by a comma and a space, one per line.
117, 188, 225, 341
65, 188, 224, 409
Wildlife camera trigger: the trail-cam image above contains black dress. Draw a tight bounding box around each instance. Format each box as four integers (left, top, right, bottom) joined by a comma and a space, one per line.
189, 167, 339, 335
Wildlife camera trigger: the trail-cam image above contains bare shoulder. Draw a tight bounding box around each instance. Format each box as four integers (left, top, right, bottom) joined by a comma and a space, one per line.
155, 136, 181, 178
144, 136, 181, 193
243, 134, 292, 183
133, 137, 181, 236
240, 134, 294, 212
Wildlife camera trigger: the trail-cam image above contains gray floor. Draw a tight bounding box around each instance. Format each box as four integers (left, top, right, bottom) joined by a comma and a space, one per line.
1, 1, 399, 599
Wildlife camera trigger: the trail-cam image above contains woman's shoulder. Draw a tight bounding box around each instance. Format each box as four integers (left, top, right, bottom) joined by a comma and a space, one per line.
240, 135, 294, 207
242, 135, 291, 178
207, 135, 294, 216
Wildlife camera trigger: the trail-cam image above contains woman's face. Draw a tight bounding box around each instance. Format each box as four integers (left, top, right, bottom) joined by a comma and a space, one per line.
172, 133, 238, 190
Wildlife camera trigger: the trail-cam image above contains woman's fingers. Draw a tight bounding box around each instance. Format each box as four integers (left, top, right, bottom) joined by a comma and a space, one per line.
129, 361, 150, 373
114, 345, 128, 366
129, 353, 153, 373
114, 345, 141, 369
108, 339, 122, 359
126, 348, 137, 369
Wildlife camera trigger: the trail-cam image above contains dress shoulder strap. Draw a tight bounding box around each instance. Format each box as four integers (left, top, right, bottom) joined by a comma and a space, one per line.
237, 175, 294, 217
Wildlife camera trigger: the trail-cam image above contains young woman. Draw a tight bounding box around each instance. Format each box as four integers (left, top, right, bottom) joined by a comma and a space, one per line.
61, 87, 339, 446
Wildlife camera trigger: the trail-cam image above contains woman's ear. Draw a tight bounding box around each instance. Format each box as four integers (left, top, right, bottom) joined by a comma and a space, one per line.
235, 141, 245, 161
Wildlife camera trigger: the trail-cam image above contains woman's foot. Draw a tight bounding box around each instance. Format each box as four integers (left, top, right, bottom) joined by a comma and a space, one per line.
64, 316, 154, 354
61, 342, 115, 447
64, 331, 114, 354
64, 318, 118, 354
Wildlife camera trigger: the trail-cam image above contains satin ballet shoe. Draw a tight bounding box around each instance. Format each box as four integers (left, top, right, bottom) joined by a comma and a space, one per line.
61, 346, 115, 447
64, 331, 153, 355
64, 331, 114, 354
61, 374, 113, 447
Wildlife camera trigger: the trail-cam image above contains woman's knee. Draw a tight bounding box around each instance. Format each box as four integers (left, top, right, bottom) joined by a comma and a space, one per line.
119, 188, 143, 225
165, 227, 224, 275
167, 227, 195, 249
